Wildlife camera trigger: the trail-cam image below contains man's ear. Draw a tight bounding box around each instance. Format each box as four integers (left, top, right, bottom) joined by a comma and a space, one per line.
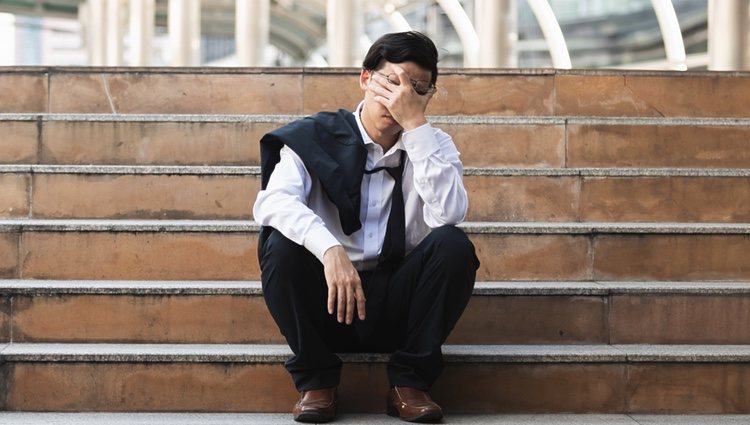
359, 69, 371, 91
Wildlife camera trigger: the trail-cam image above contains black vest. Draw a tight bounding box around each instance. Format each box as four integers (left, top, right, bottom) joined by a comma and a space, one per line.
258, 109, 368, 263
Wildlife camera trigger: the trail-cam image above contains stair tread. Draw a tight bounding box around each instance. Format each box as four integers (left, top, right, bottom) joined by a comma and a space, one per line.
4, 343, 750, 363
4, 219, 750, 234
3, 279, 750, 295
5, 164, 750, 177
4, 112, 750, 127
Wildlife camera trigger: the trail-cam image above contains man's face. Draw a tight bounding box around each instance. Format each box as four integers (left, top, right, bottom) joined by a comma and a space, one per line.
358, 60, 433, 139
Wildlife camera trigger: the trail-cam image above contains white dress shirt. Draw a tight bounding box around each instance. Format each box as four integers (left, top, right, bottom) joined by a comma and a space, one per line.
253, 101, 468, 271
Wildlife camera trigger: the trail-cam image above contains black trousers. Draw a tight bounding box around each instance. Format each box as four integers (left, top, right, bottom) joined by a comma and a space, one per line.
260, 225, 479, 391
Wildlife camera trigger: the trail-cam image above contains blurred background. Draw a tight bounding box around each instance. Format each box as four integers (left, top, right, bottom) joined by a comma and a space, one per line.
0, 0, 747, 70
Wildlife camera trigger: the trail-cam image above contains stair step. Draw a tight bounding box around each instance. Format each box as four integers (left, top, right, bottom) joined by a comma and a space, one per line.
4, 219, 750, 233
5, 69, 750, 117
8, 342, 750, 363
2, 343, 750, 413
7, 164, 750, 176
4, 165, 750, 221
6, 68, 557, 116
3, 280, 750, 345
4, 220, 750, 281
9, 279, 750, 295
4, 114, 750, 168
3, 413, 748, 425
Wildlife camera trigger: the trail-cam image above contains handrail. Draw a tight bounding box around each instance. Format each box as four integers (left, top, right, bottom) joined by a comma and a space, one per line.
382, 2, 412, 32
436, 0, 480, 67
526, 0, 571, 69
650, 0, 687, 71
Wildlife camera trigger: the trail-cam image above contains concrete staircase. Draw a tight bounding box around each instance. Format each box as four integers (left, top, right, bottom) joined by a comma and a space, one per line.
2, 67, 750, 414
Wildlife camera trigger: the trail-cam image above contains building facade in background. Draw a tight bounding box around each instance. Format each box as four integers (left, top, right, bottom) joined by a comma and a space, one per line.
0, 0, 747, 70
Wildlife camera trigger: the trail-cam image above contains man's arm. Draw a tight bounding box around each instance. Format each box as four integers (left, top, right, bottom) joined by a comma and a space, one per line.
369, 65, 468, 225
253, 147, 366, 324
254, 146, 339, 259
403, 126, 468, 226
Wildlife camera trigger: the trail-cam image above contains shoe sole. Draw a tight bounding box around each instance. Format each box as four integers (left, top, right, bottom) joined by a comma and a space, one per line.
387, 405, 443, 423
294, 411, 336, 423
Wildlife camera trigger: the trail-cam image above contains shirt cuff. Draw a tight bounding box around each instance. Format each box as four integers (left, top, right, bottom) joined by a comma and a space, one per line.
303, 224, 342, 263
402, 123, 440, 161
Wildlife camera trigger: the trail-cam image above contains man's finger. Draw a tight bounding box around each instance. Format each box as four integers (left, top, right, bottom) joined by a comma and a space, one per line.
336, 285, 345, 323
372, 96, 391, 109
391, 65, 409, 83
392, 67, 417, 94
368, 81, 392, 99
327, 285, 336, 315
369, 73, 392, 92
355, 284, 366, 320
345, 285, 354, 324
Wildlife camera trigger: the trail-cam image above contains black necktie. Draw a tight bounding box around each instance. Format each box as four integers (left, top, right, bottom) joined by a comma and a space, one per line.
364, 150, 406, 270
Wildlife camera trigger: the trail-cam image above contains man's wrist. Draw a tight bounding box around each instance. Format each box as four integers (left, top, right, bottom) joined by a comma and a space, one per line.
323, 244, 344, 258
401, 117, 428, 131
304, 226, 341, 263
402, 123, 440, 160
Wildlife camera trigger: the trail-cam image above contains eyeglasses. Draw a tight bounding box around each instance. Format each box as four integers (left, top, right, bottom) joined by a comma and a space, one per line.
371, 70, 435, 96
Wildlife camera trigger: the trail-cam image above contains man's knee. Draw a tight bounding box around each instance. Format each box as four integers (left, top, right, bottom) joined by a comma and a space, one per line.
423, 225, 477, 267
261, 230, 311, 270
261, 230, 321, 295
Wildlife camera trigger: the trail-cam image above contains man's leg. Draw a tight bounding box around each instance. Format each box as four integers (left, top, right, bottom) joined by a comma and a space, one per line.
380, 225, 479, 390
260, 230, 357, 391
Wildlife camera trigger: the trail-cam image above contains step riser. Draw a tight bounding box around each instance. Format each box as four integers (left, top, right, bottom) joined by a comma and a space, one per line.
49, 73, 304, 115
4, 295, 279, 344
5, 120, 750, 169
3, 361, 748, 413
0, 122, 37, 164
471, 175, 750, 223
611, 295, 750, 344
5, 293, 750, 344
2, 72, 553, 116
38, 121, 275, 167
0, 75, 45, 113
0, 175, 28, 218
4, 174, 750, 222
7, 174, 260, 220
567, 124, 750, 168
0, 121, 568, 168
554, 74, 750, 118
474, 233, 750, 281
5, 71, 750, 117
4, 232, 750, 281
2, 294, 607, 344
0, 233, 17, 277
0, 297, 7, 341
8, 232, 261, 281
4, 72, 554, 116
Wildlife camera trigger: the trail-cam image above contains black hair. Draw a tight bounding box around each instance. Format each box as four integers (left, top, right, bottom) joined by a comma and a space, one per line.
362, 31, 439, 85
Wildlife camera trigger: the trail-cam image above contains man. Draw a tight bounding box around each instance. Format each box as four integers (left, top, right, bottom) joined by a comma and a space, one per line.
254, 31, 479, 423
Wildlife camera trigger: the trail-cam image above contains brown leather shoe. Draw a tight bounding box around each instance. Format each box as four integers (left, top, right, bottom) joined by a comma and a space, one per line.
387, 387, 443, 423
292, 387, 337, 423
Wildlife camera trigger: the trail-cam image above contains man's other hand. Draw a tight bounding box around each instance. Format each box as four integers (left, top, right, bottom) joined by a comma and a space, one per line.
323, 245, 366, 324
